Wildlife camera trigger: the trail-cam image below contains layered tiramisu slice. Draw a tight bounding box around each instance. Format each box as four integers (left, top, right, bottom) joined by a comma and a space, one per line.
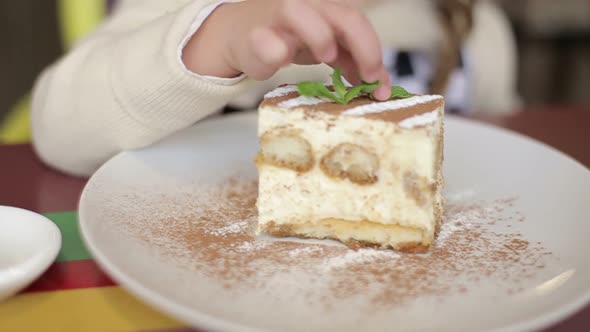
255, 80, 444, 252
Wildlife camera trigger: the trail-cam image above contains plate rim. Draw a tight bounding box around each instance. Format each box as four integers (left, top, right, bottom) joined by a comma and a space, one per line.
78, 112, 590, 332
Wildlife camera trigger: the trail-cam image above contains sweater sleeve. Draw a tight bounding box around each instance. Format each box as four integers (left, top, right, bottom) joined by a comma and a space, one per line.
31, 0, 252, 177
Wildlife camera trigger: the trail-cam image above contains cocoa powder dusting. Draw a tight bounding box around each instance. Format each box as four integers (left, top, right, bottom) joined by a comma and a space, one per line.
118, 176, 552, 312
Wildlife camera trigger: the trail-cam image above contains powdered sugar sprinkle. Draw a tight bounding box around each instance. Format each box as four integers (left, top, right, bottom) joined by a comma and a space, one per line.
398, 110, 439, 128
264, 85, 299, 99
207, 220, 250, 236
323, 248, 400, 271
278, 96, 328, 108
341, 95, 442, 116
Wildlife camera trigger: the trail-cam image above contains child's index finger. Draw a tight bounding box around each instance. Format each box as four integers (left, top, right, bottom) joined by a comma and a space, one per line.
318, 1, 385, 83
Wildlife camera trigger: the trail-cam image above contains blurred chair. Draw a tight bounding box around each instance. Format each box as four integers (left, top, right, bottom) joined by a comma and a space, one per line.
0, 0, 106, 144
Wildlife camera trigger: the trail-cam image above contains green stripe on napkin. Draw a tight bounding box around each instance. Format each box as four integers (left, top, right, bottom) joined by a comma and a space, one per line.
44, 212, 93, 262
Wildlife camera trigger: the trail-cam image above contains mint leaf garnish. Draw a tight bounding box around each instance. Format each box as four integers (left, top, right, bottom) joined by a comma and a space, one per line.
297, 81, 342, 103
359, 80, 380, 94
343, 80, 380, 103
332, 68, 347, 98
391, 86, 412, 99
343, 85, 363, 104
295, 68, 413, 104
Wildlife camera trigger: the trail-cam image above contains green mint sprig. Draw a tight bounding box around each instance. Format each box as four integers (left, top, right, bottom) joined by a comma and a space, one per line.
296, 68, 413, 104
332, 67, 347, 98
391, 85, 412, 99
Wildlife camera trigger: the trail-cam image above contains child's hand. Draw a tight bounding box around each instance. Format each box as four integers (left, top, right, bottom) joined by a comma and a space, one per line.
183, 0, 392, 100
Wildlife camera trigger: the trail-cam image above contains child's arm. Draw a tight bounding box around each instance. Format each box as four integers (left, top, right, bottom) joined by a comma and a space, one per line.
32, 0, 390, 177
32, 0, 250, 176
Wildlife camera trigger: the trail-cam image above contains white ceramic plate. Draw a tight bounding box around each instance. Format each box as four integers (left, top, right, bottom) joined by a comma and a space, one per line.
79, 112, 590, 332
0, 206, 61, 301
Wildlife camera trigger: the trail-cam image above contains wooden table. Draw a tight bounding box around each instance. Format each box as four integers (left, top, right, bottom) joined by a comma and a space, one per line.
0, 110, 588, 331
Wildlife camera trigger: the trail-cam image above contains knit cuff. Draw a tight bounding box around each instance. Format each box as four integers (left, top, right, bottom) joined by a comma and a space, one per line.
178, 0, 246, 85
109, 0, 251, 134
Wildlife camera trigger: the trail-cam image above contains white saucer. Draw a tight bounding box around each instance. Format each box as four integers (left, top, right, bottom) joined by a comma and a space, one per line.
0, 206, 61, 301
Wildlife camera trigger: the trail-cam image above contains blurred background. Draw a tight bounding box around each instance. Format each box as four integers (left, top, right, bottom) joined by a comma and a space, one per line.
0, 0, 589, 143
498, 0, 590, 106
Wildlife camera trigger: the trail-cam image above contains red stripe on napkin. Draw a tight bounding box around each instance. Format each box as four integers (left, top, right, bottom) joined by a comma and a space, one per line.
22, 260, 116, 293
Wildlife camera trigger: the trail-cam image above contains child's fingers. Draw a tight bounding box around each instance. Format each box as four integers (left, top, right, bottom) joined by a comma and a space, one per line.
251, 28, 288, 66
319, 1, 384, 83
235, 0, 386, 84
245, 27, 289, 80
329, 48, 361, 85
329, 0, 365, 8
277, 0, 338, 63
333, 55, 392, 100
372, 67, 392, 100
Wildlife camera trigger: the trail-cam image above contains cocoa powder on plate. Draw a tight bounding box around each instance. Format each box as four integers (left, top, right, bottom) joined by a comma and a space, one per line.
119, 176, 552, 309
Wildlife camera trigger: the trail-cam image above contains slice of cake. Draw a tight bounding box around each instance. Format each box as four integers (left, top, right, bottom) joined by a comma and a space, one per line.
255, 84, 444, 253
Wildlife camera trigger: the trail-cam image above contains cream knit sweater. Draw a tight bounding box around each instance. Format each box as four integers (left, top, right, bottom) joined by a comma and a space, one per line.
31, 0, 517, 177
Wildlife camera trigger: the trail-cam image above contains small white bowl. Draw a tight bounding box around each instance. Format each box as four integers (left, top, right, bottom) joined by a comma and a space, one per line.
0, 206, 61, 301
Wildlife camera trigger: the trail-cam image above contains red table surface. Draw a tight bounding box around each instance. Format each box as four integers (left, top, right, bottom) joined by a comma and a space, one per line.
0, 110, 588, 331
